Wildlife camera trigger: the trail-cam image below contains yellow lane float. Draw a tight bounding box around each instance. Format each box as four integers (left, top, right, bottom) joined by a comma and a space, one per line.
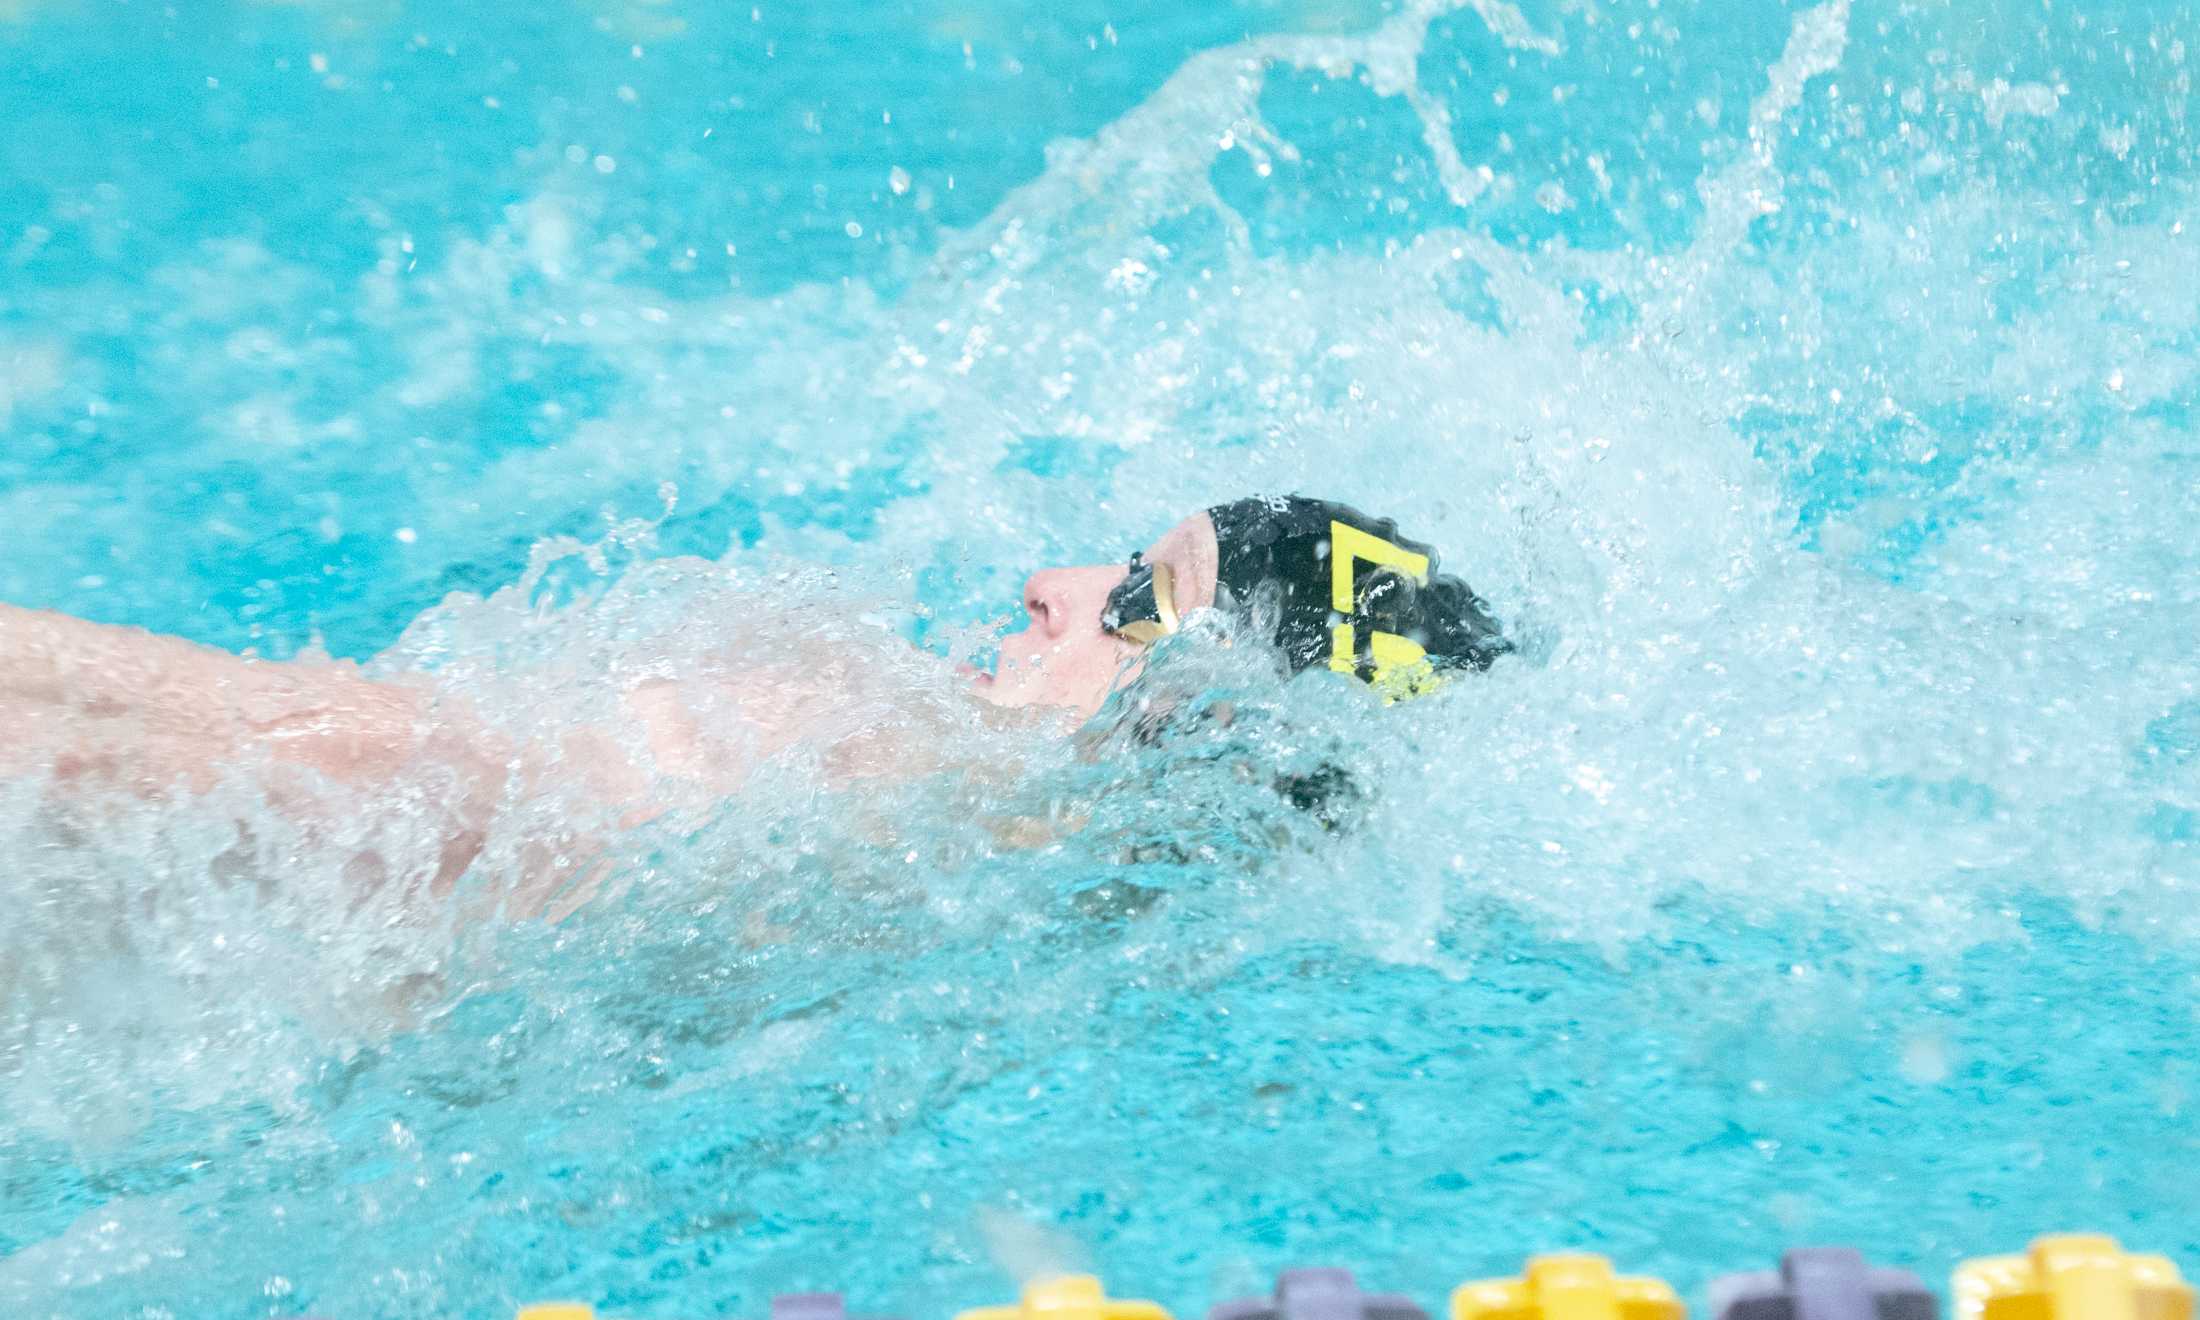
1452, 1254, 1684, 1320
955, 1275, 1175, 1320
1955, 1235, 2192, 1320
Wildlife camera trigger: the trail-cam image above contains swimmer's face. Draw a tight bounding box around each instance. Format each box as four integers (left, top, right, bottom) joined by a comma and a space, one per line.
974, 510, 1220, 718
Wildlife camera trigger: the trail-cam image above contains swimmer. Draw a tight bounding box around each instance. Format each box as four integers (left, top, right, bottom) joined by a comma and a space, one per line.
0, 495, 1505, 907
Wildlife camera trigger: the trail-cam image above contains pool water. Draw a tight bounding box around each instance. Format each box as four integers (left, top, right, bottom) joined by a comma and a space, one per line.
3, 0, 2199, 1316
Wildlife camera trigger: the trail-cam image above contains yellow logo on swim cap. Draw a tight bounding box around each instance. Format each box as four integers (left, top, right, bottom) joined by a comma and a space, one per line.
1326, 520, 1447, 703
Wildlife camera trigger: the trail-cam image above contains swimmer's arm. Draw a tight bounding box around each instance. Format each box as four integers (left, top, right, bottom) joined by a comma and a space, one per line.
0, 602, 492, 796
0, 604, 699, 919
0, 601, 522, 905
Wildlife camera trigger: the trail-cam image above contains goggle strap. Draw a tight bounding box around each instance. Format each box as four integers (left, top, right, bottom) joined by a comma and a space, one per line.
1150, 561, 1179, 634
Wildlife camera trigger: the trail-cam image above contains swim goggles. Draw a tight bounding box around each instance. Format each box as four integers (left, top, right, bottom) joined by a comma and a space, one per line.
1099, 551, 1180, 646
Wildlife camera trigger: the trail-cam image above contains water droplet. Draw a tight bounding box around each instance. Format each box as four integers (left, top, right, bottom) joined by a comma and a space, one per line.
1900, 1032, 1952, 1084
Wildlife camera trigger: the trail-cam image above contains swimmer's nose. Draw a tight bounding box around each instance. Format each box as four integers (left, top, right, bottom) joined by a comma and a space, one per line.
1022, 564, 1122, 639
1023, 569, 1072, 638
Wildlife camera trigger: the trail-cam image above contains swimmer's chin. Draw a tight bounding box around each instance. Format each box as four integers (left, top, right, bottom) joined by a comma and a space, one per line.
960, 660, 1017, 706
966, 678, 1087, 733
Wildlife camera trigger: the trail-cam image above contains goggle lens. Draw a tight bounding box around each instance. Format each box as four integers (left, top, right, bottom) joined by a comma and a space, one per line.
1100, 552, 1179, 645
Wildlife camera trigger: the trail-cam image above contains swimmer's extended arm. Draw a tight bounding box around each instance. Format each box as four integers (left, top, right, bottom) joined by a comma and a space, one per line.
0, 602, 470, 793
0, 603, 525, 908
0, 603, 666, 914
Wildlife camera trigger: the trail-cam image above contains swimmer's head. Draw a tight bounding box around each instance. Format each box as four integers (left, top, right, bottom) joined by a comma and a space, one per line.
975, 495, 1508, 718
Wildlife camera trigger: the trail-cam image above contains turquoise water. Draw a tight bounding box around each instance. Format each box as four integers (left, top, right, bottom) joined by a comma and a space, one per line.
4, 0, 2199, 1316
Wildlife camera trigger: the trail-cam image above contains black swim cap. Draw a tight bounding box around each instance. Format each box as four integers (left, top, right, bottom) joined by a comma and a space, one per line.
1103, 494, 1509, 700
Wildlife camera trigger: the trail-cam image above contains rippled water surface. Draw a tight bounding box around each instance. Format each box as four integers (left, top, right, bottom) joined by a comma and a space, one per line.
3, 0, 2198, 1316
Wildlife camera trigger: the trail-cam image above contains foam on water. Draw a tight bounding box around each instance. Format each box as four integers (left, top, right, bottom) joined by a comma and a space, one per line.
3, 0, 2199, 1314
